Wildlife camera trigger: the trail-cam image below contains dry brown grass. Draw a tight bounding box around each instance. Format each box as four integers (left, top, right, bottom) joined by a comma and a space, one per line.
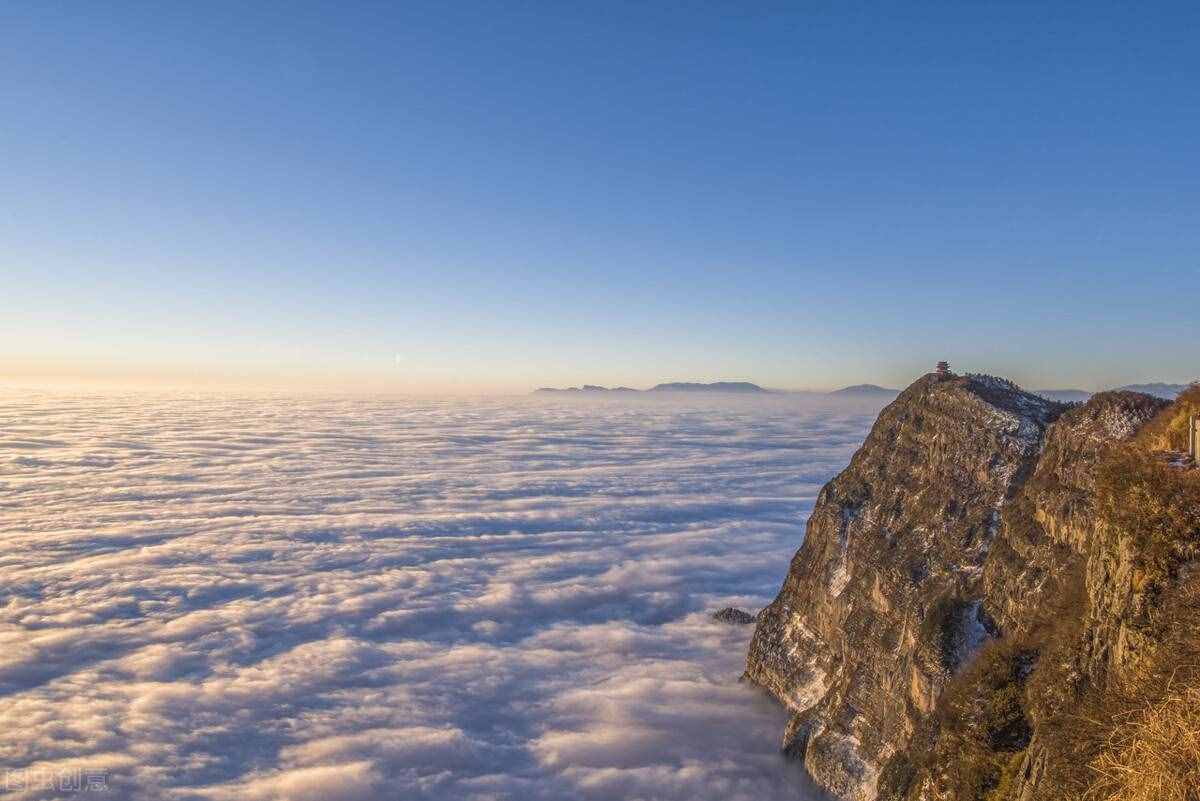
1082, 686, 1200, 801
1137, 385, 1200, 453
1069, 577, 1200, 801
885, 390, 1200, 801
1014, 448, 1200, 801
1096, 446, 1200, 574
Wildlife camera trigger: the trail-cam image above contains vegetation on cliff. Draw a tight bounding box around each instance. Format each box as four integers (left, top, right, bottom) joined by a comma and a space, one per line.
1135, 383, 1200, 453
750, 373, 1200, 801
885, 391, 1200, 801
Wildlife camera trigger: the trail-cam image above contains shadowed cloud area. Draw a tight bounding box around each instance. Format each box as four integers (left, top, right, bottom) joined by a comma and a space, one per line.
0, 392, 883, 800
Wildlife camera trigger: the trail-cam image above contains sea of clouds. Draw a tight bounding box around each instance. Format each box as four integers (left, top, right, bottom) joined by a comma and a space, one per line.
0, 390, 882, 801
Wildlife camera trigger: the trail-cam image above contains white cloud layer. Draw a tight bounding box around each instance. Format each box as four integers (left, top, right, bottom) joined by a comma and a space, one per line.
0, 392, 878, 800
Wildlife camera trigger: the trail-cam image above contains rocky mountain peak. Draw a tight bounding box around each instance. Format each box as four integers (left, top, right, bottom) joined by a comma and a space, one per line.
744, 372, 1064, 800
745, 373, 1200, 801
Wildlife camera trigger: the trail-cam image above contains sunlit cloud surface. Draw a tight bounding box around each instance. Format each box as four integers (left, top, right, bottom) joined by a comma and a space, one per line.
0, 392, 877, 800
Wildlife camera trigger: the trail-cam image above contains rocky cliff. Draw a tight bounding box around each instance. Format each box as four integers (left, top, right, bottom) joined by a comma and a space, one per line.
745, 373, 1198, 801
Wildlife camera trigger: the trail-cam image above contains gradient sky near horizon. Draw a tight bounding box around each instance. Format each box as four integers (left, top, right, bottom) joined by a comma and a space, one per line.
3, 2, 1198, 394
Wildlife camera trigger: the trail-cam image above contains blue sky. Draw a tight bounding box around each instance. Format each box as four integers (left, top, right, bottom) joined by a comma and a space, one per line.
2, 2, 1197, 393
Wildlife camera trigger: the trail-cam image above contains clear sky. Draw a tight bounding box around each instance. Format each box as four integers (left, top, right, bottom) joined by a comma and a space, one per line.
2, 2, 1198, 394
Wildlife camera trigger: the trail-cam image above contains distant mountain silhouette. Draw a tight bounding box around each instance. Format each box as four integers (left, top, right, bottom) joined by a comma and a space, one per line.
536, 380, 1197, 401
649, 382, 766, 393
534, 385, 638, 393
1034, 389, 1093, 403
831, 384, 898, 396
1117, 382, 1192, 399
1031, 384, 1194, 403
535, 381, 767, 394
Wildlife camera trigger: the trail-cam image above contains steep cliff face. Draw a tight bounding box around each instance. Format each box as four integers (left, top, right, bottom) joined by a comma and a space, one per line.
894, 390, 1170, 801
745, 373, 1187, 801
980, 391, 1170, 644
744, 373, 1063, 800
